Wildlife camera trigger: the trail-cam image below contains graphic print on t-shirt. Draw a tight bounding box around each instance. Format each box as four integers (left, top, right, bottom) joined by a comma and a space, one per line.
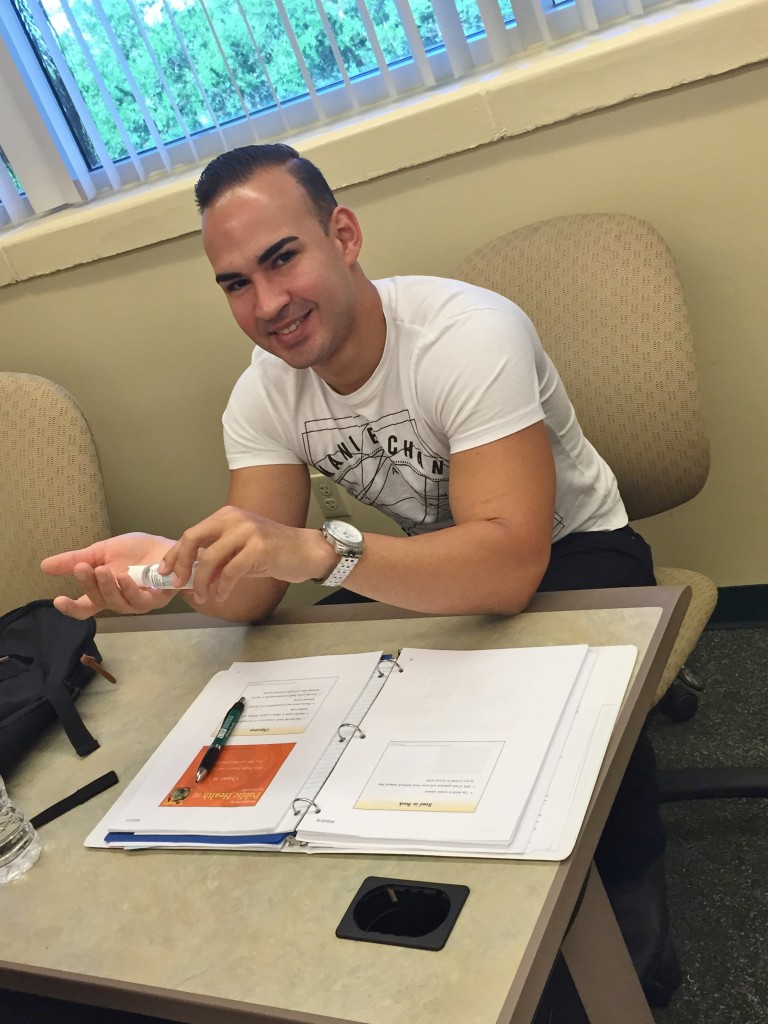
302, 410, 451, 535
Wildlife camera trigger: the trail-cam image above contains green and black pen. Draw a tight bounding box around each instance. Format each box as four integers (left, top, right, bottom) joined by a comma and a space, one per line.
195, 697, 246, 782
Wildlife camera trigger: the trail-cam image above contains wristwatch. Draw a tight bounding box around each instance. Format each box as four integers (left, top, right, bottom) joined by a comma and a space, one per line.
314, 520, 365, 587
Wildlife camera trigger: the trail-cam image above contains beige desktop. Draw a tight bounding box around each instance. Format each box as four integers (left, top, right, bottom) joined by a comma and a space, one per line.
0, 586, 687, 1024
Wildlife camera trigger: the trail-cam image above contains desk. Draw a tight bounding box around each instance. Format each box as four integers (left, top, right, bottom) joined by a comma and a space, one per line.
0, 586, 688, 1024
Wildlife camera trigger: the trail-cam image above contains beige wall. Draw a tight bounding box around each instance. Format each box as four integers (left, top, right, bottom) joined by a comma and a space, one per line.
2, 61, 767, 600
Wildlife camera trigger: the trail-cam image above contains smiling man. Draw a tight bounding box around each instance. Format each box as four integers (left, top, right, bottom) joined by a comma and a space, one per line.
205, 166, 380, 383
42, 143, 680, 1006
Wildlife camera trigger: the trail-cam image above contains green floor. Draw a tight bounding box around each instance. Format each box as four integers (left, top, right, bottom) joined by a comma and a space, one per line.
650, 626, 768, 1024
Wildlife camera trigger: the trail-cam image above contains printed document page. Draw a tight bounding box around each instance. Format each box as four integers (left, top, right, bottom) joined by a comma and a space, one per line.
90, 651, 383, 843
520, 644, 638, 858
300, 645, 637, 860
298, 645, 589, 848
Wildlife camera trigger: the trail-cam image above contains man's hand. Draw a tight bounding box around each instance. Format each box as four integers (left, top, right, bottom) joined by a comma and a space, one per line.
159, 506, 334, 605
41, 533, 178, 619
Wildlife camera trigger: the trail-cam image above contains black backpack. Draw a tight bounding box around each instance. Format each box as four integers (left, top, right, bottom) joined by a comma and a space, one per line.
0, 600, 114, 775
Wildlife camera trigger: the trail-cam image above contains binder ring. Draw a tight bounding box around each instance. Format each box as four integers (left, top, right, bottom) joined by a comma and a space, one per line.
377, 657, 403, 676
292, 797, 321, 816
337, 722, 366, 742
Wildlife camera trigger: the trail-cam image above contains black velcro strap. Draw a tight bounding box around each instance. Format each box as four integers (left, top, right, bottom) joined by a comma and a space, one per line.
43, 676, 100, 757
30, 771, 119, 829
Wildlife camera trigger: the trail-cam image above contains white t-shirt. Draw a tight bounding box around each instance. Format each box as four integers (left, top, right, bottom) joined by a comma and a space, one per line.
223, 276, 627, 540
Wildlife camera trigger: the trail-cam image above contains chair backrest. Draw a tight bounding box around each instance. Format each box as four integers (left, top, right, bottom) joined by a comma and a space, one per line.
0, 373, 111, 614
454, 213, 709, 520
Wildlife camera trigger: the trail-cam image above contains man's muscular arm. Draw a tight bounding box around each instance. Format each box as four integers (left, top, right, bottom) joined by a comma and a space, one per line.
163, 422, 556, 618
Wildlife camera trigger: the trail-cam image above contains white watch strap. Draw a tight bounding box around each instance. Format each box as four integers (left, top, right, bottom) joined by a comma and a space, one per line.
318, 553, 360, 587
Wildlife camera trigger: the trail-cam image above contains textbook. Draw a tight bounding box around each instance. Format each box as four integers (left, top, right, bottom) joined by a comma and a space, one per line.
85, 643, 637, 861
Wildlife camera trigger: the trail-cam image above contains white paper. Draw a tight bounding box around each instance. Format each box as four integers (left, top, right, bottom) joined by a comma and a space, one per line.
298, 645, 637, 860
86, 651, 384, 845
88, 643, 638, 862
298, 645, 590, 847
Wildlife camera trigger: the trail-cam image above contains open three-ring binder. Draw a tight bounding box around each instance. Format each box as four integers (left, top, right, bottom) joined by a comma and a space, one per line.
86, 643, 637, 861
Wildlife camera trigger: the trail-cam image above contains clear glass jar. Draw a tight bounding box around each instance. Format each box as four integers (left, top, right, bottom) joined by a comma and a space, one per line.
0, 775, 42, 883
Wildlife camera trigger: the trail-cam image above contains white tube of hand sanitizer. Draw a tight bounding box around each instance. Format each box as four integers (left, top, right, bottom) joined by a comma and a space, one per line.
127, 563, 198, 590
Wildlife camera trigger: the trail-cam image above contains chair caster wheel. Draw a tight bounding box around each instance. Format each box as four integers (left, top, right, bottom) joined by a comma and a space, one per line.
658, 679, 698, 722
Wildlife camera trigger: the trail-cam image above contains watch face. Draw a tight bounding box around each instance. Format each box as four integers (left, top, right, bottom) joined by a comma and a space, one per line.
326, 520, 363, 545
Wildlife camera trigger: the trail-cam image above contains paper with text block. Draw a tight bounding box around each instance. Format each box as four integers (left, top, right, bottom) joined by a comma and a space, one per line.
299, 645, 637, 859
298, 645, 590, 847
89, 651, 383, 842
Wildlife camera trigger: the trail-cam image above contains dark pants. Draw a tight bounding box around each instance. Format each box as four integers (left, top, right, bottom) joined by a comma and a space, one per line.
537, 525, 665, 883
319, 524, 666, 883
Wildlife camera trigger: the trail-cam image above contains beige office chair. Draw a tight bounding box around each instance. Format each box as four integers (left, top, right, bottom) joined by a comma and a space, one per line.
457, 213, 768, 802
456, 213, 716, 694
0, 372, 111, 615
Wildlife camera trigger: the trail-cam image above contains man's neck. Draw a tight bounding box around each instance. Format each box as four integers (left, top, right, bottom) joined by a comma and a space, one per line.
315, 276, 386, 396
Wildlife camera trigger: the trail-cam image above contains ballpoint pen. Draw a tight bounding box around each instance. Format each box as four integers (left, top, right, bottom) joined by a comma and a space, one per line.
195, 697, 246, 782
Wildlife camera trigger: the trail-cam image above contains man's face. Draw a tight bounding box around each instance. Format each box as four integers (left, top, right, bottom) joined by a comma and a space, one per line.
202, 167, 361, 375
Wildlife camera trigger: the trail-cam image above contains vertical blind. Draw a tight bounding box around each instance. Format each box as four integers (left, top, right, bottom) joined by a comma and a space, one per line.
1, 0, 679, 230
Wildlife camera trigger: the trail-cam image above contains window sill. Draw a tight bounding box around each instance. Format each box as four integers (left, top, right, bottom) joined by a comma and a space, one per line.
0, 0, 765, 289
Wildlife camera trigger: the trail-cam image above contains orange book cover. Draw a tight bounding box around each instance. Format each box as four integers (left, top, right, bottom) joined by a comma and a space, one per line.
161, 743, 295, 808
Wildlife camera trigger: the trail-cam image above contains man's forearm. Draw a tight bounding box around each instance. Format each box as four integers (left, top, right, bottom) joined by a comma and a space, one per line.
332, 522, 549, 616
176, 519, 547, 620
180, 576, 289, 622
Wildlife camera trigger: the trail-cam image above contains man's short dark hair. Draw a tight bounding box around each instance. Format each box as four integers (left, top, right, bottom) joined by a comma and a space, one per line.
194, 144, 337, 229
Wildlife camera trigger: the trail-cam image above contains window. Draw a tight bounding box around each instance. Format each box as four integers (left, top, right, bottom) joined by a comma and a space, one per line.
0, 0, 688, 230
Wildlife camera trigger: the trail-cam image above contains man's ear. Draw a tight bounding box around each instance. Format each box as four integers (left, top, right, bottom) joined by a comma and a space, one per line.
330, 206, 363, 265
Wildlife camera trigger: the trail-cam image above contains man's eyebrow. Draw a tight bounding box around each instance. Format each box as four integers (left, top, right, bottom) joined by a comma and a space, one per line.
214, 236, 300, 283
257, 236, 299, 265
